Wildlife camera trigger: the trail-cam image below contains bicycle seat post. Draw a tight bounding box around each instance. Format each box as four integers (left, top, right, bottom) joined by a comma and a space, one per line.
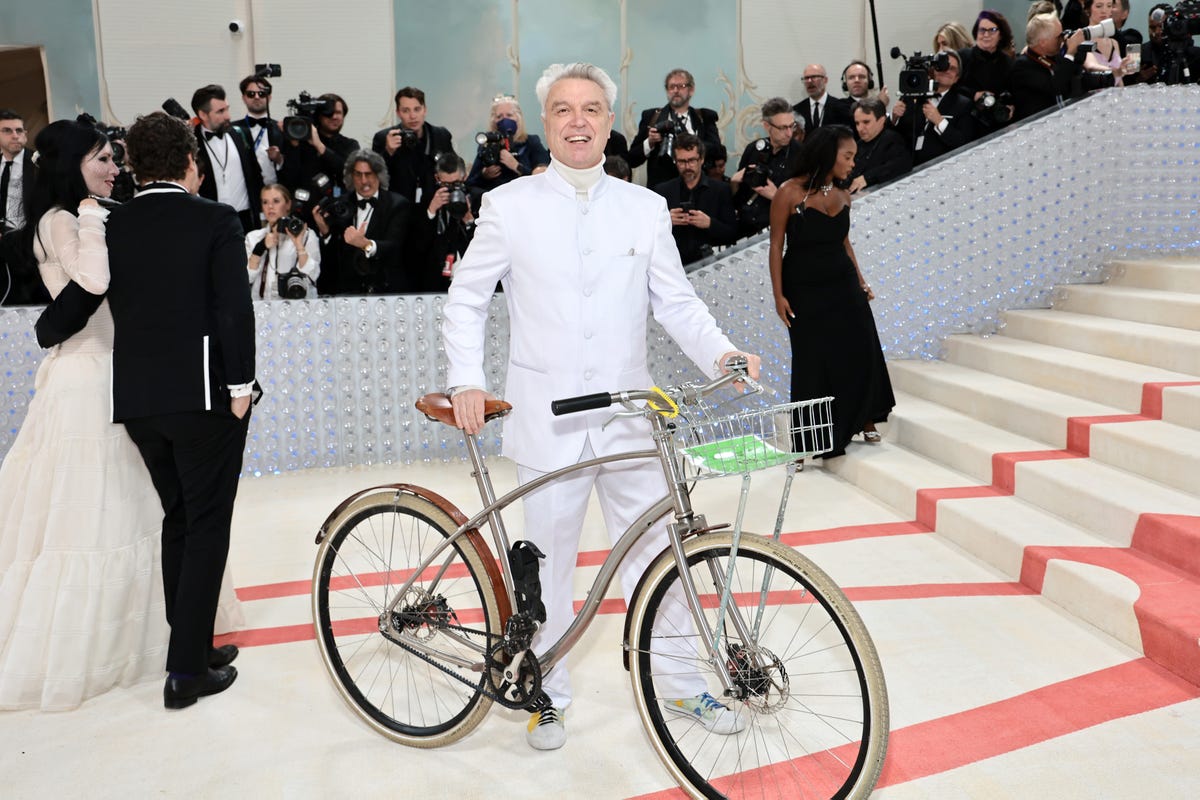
463, 433, 514, 556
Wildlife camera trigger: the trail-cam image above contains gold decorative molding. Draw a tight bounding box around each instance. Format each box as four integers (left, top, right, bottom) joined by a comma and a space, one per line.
508, 0, 521, 97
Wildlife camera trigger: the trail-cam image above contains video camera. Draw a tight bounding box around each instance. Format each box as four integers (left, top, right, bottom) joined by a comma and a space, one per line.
890, 48, 950, 101
283, 91, 335, 141
1152, 1, 1200, 84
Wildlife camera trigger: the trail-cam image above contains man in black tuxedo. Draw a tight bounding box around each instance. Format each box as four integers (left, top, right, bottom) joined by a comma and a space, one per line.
191, 84, 264, 233
36, 111, 256, 709
1009, 13, 1087, 121
313, 149, 412, 294
652, 134, 736, 265
890, 51, 977, 166
232, 75, 284, 187
409, 152, 480, 292
629, 69, 722, 189
371, 87, 454, 209
0, 109, 46, 305
793, 64, 853, 136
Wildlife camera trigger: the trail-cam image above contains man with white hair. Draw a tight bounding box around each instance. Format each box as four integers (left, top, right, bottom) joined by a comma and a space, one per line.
1009, 13, 1087, 121
443, 62, 759, 751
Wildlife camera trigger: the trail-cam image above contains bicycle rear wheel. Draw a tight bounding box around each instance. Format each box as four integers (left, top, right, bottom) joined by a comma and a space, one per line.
312, 490, 503, 747
626, 533, 888, 799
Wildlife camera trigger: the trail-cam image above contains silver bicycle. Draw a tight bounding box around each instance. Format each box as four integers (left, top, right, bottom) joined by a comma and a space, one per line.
311, 363, 889, 799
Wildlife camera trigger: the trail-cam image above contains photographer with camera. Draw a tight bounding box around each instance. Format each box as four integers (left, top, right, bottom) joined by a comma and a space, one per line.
890, 50, 977, 166
245, 184, 320, 300
652, 133, 736, 265
848, 98, 911, 194
1137, 3, 1200, 84
371, 87, 453, 207
278, 93, 359, 204
233, 75, 284, 186
1009, 12, 1089, 121
191, 84, 263, 233
957, 11, 1017, 131
730, 97, 800, 238
629, 69, 722, 189
311, 150, 411, 295
466, 95, 549, 194
410, 153, 480, 292
1079, 1, 1136, 84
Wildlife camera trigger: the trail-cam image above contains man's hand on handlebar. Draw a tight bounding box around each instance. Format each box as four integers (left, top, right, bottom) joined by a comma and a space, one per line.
718, 351, 762, 388
451, 388, 495, 436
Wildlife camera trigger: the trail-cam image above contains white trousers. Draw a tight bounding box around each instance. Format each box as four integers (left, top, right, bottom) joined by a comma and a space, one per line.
516, 437, 704, 711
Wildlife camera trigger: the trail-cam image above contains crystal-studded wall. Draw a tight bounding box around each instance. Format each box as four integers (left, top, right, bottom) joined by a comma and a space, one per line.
2, 87, 1198, 471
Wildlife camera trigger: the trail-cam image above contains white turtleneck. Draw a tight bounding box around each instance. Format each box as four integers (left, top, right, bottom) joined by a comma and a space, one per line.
550, 156, 605, 200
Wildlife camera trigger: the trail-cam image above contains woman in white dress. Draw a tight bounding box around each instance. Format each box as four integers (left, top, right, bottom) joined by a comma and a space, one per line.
0, 120, 241, 711
245, 184, 320, 300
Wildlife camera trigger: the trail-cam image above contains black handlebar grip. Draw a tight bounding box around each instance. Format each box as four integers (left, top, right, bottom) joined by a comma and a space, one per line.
551, 393, 613, 416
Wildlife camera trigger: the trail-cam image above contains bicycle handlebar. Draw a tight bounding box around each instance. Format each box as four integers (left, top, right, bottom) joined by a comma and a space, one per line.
550, 356, 756, 417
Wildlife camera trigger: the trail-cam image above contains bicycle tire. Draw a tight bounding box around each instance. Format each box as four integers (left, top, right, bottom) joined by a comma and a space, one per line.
312, 491, 503, 747
626, 533, 888, 799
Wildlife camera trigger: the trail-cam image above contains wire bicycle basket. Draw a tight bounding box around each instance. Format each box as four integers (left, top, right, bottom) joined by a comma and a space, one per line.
670, 395, 834, 479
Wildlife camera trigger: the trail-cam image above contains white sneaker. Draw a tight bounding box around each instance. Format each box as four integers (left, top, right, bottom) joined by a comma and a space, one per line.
526, 706, 566, 750
664, 692, 747, 734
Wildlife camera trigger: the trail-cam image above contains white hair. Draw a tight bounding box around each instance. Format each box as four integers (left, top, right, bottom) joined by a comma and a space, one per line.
1026, 13, 1060, 46
535, 63, 618, 113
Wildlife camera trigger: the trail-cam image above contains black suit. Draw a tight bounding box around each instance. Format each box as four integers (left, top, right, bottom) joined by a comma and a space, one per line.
793, 95, 853, 135
652, 175, 737, 265
194, 124, 264, 233
319, 190, 413, 295
408, 185, 482, 292
371, 123, 454, 208
277, 132, 360, 200
629, 106, 722, 189
1008, 53, 1083, 121
850, 127, 912, 188
1, 150, 47, 305
893, 89, 977, 166
105, 183, 255, 676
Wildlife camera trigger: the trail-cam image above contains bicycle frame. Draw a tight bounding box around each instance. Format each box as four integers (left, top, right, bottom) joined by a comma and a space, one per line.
381, 410, 748, 695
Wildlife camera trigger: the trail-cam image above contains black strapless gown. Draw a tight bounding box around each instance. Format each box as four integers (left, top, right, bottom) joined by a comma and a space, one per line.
782, 206, 895, 457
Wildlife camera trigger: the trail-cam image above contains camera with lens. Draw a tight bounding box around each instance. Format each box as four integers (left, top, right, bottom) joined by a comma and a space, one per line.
276, 268, 308, 299
742, 164, 769, 189
974, 91, 1014, 125
291, 172, 333, 220
391, 126, 420, 149
1152, 1, 1200, 83
890, 48, 950, 101
475, 130, 507, 167
283, 91, 335, 141
1064, 17, 1116, 42
317, 194, 355, 230
653, 114, 687, 159
277, 215, 305, 237
440, 181, 470, 218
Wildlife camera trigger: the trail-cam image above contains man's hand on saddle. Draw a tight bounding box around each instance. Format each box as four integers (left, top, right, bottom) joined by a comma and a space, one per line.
451, 388, 496, 436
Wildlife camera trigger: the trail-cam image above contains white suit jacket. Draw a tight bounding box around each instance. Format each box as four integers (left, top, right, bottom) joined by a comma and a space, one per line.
443, 166, 735, 472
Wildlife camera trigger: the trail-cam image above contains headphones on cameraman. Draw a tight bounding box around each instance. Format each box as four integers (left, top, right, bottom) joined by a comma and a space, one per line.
841, 61, 876, 94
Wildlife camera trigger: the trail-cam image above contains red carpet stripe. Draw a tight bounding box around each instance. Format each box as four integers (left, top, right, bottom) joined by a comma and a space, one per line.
627, 657, 1200, 799
1141, 381, 1200, 418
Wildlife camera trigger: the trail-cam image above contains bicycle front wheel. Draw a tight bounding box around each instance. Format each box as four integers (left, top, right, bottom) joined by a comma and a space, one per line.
626, 533, 888, 800
312, 490, 503, 747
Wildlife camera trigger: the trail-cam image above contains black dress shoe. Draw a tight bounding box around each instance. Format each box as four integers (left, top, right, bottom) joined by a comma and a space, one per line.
209, 644, 239, 667
163, 665, 238, 710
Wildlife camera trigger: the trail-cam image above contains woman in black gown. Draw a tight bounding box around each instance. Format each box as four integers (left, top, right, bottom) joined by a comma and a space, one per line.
768, 125, 894, 458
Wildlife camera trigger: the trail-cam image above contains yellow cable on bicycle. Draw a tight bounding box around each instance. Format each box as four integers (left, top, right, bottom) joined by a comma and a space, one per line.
646, 387, 679, 418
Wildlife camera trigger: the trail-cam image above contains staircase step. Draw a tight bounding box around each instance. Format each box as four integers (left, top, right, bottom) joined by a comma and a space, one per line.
1053, 284, 1200, 331
1107, 258, 1200, 293
945, 334, 1196, 418
1001, 309, 1200, 375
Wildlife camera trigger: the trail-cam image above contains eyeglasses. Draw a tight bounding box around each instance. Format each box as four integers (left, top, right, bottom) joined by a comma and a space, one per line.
674, 156, 701, 166
0, 126, 26, 135
766, 120, 798, 131
244, 90, 270, 98
666, 83, 691, 91
802, 75, 826, 82
977, 25, 999, 34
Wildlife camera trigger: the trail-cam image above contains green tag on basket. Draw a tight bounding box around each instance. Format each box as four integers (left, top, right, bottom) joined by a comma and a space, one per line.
682, 434, 795, 473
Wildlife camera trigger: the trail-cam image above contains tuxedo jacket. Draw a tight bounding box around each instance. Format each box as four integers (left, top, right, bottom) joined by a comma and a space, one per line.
371, 122, 454, 206
893, 90, 977, 165
851, 127, 912, 188
193, 123, 264, 208
105, 184, 255, 421
1008, 54, 1083, 121
652, 175, 737, 264
318, 189, 413, 295
792, 95, 853, 135
628, 106, 722, 189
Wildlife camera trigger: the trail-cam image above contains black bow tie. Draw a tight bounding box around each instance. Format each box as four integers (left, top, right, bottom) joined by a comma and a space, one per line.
245, 117, 267, 128
357, 196, 377, 210
204, 129, 225, 141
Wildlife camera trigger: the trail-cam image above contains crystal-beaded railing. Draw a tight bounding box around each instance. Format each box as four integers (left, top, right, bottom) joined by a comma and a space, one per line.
1, 86, 1197, 472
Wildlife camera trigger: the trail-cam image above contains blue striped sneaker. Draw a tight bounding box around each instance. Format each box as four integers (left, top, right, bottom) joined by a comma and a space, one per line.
664, 692, 746, 734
